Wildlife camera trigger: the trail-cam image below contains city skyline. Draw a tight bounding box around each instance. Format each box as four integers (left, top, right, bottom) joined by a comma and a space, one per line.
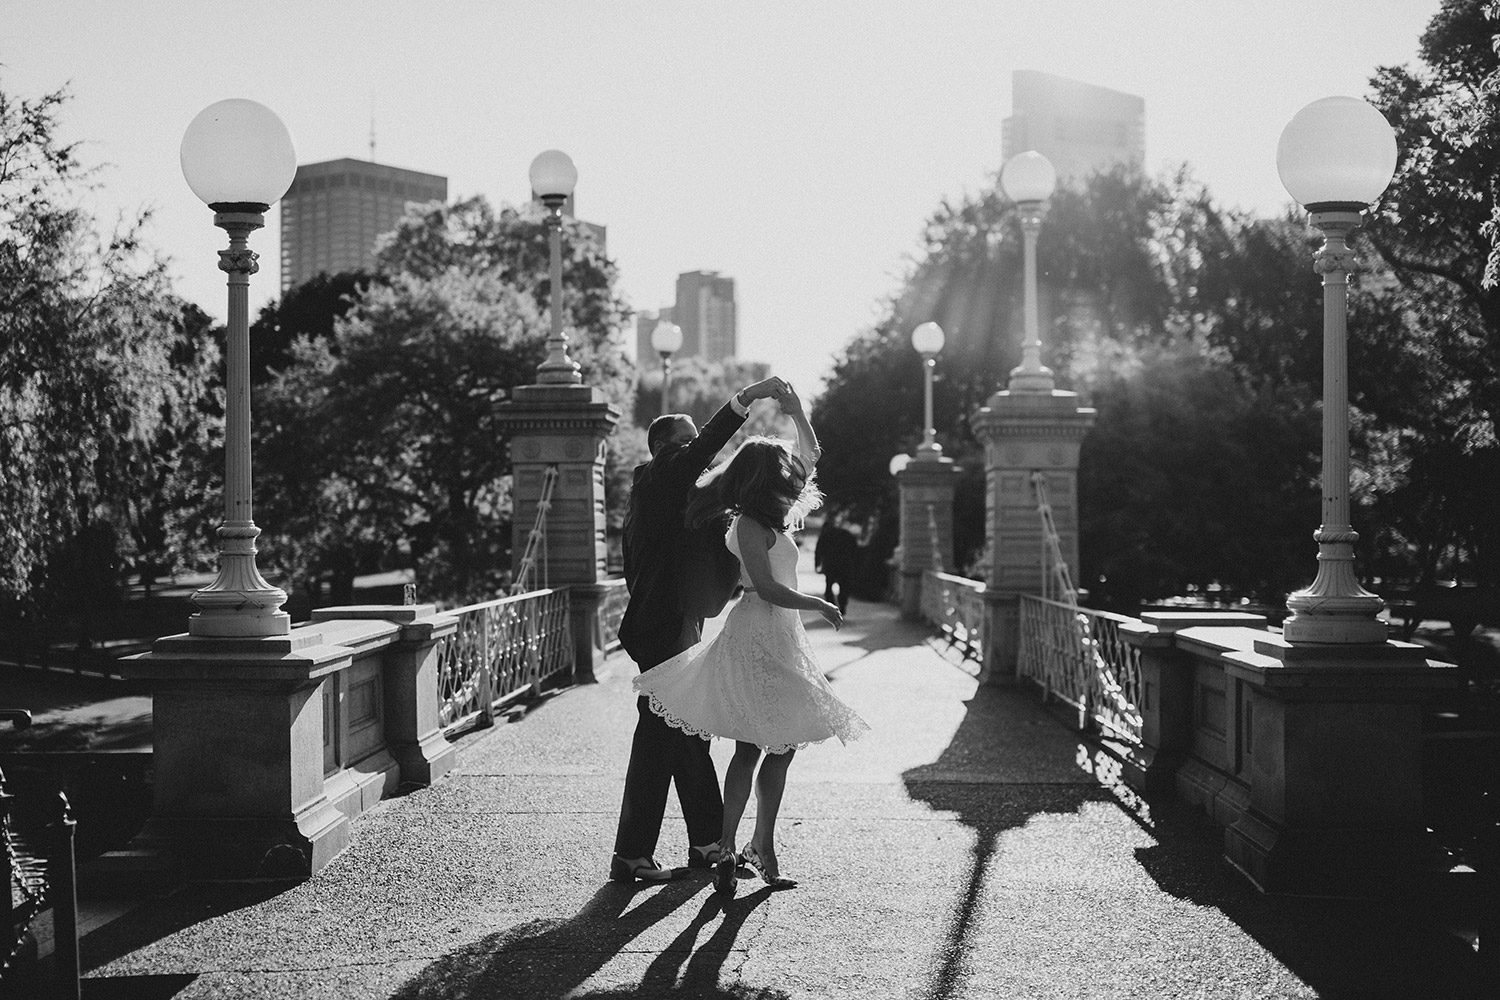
4, 0, 1437, 398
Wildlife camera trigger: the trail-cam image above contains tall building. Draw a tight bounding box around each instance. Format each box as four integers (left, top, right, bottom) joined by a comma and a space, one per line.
673, 270, 737, 363
279, 158, 448, 291
1001, 71, 1145, 183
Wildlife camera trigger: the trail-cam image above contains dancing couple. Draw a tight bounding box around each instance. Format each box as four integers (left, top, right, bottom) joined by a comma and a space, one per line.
611, 376, 868, 896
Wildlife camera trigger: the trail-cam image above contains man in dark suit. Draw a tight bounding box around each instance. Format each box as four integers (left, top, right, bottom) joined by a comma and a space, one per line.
815, 518, 858, 615
611, 376, 787, 882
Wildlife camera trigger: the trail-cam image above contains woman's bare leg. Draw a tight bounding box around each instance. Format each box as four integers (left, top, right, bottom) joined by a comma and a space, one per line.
750, 748, 795, 875
720, 741, 762, 852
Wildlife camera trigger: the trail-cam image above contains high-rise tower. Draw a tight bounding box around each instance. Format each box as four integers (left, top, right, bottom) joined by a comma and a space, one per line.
279, 158, 448, 290
1001, 71, 1145, 183
673, 270, 737, 363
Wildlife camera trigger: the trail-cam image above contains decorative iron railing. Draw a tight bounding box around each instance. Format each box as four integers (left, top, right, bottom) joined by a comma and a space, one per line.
595, 578, 629, 653
1018, 595, 1144, 745
921, 570, 986, 663
436, 588, 574, 736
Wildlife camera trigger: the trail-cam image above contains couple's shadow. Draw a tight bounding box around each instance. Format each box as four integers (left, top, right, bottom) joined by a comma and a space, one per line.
389, 875, 790, 999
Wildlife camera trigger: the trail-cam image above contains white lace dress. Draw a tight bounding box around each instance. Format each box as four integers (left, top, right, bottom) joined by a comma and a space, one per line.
633, 516, 870, 754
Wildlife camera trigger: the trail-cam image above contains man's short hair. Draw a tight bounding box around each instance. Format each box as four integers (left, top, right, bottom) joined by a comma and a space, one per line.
647, 414, 689, 455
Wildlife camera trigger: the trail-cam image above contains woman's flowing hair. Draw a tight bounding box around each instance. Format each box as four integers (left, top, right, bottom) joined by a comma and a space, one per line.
686, 436, 823, 533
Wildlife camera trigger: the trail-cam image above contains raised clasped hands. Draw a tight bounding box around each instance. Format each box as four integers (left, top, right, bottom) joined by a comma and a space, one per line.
776, 383, 803, 416
742, 376, 789, 404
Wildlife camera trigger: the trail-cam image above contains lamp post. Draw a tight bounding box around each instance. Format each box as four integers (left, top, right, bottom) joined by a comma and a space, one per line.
910, 321, 945, 459
999, 151, 1058, 393
528, 149, 582, 385
650, 320, 683, 416
179, 99, 296, 638
1276, 96, 1398, 644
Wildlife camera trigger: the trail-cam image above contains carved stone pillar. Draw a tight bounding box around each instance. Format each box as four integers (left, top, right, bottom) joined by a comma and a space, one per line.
895, 455, 961, 621
969, 389, 1094, 683
497, 383, 620, 681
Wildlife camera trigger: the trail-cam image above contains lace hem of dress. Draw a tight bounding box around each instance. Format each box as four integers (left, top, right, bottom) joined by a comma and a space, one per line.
644, 691, 851, 755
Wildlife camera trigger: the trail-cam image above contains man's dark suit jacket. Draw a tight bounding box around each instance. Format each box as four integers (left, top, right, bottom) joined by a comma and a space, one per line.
618, 401, 746, 670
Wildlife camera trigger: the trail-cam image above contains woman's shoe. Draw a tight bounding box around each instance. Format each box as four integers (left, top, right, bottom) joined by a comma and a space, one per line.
713, 849, 739, 898
740, 844, 796, 890
610, 854, 674, 883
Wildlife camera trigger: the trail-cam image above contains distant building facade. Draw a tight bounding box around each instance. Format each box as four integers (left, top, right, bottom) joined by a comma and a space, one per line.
673, 270, 737, 363
1001, 70, 1145, 183
279, 158, 448, 291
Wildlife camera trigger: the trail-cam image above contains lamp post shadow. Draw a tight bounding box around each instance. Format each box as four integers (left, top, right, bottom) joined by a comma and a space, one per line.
901, 682, 1489, 999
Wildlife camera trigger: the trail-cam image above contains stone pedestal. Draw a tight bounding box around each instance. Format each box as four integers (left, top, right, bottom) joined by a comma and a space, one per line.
969, 389, 1094, 682
1120, 612, 1268, 794
497, 383, 621, 681
895, 455, 961, 621
122, 628, 357, 881
113, 604, 462, 883
310, 605, 459, 787
1220, 634, 1457, 895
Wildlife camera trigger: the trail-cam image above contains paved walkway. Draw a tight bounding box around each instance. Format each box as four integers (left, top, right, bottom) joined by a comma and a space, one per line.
73, 592, 1487, 999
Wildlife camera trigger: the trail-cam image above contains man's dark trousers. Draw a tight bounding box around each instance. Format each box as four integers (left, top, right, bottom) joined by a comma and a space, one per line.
614, 637, 722, 861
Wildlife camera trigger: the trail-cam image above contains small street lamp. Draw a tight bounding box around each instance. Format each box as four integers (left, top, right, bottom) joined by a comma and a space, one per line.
650, 320, 683, 416
528, 149, 582, 385
888, 453, 912, 477
179, 99, 296, 637
1275, 96, 1398, 644
910, 321, 945, 459
999, 150, 1058, 393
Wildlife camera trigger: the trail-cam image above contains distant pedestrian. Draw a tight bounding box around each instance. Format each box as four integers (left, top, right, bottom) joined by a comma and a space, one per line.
814, 517, 858, 615
610, 375, 790, 884
634, 384, 869, 897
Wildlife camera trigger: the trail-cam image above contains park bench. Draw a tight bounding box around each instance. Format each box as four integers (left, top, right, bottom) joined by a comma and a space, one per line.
2, 708, 79, 999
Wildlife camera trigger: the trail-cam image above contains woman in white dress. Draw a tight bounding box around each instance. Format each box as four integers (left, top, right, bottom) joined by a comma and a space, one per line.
634, 385, 869, 895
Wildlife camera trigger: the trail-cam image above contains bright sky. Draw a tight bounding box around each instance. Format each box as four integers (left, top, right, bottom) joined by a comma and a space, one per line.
5, 0, 1438, 398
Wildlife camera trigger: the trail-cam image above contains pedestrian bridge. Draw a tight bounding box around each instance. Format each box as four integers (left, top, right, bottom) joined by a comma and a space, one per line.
64, 586, 1487, 999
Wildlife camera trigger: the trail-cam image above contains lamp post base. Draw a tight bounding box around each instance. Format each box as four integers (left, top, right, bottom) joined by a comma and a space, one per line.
188, 608, 292, 638
1281, 598, 1389, 644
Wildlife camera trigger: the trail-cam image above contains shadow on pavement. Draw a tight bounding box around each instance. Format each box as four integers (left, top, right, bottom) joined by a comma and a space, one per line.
902, 686, 1113, 1000
80, 973, 199, 998
905, 680, 1489, 999
1133, 796, 1489, 999
387, 878, 789, 1000
79, 882, 287, 976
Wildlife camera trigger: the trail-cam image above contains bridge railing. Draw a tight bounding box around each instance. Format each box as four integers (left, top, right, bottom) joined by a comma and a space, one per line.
1018, 594, 1144, 745
920, 570, 986, 663
436, 587, 574, 737
594, 577, 629, 654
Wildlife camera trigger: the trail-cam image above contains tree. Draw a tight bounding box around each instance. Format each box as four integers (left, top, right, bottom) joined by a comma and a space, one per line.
248, 270, 373, 385
814, 167, 1197, 592
259, 271, 547, 603
253, 194, 640, 603
0, 82, 221, 625
1364, 0, 1500, 583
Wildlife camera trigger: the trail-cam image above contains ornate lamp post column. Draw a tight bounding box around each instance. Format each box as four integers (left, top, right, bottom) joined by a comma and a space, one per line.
179, 99, 297, 638
970, 149, 1093, 681
1275, 96, 1397, 644
895, 322, 960, 620
911, 321, 945, 458
651, 320, 683, 416
1000, 151, 1058, 393
529, 149, 583, 385
501, 150, 620, 678
1209, 97, 1457, 895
